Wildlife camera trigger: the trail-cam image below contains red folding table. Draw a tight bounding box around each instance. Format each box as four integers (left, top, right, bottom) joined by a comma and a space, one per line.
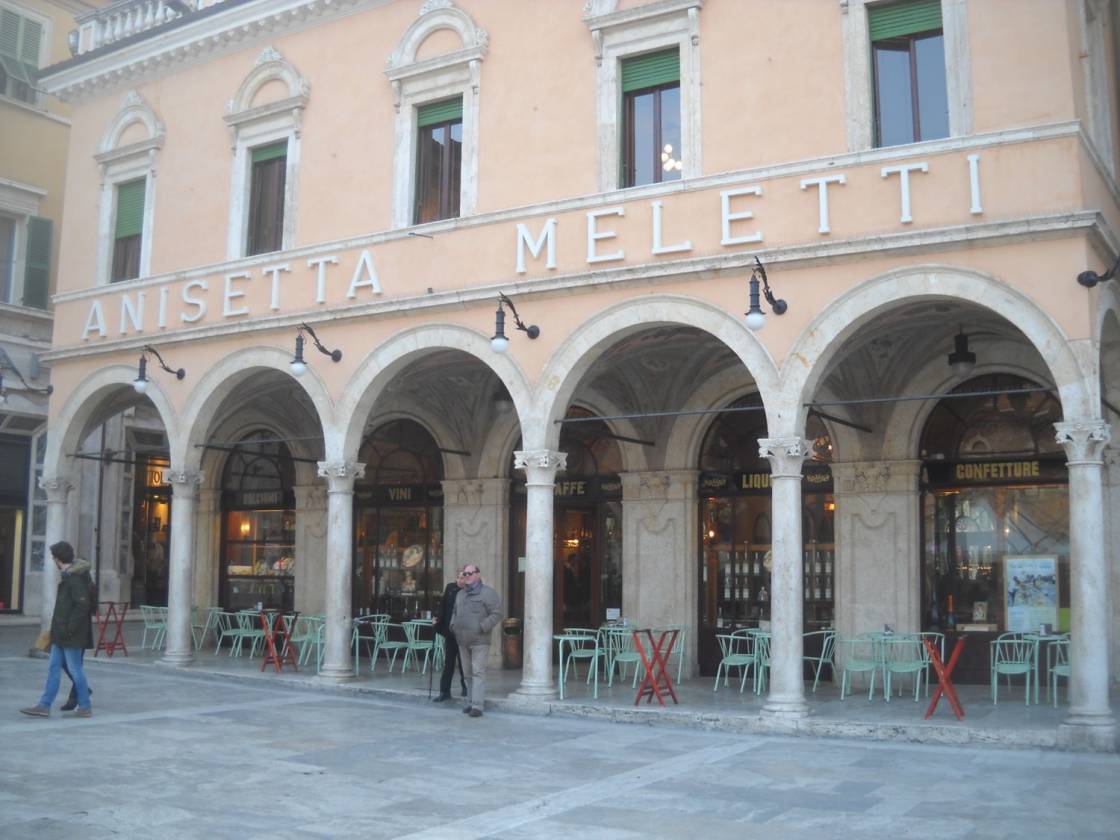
923, 635, 965, 720
259, 611, 299, 672
94, 601, 129, 657
632, 628, 679, 706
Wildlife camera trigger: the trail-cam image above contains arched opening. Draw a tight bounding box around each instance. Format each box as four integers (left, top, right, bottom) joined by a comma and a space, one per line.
354, 419, 445, 620
696, 394, 833, 675
219, 431, 297, 611
919, 373, 1067, 683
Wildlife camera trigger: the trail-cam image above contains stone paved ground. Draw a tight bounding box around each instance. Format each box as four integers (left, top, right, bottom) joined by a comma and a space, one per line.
2, 637, 1118, 840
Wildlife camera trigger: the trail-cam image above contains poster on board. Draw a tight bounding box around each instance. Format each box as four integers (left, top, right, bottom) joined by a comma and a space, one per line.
1003, 556, 1058, 632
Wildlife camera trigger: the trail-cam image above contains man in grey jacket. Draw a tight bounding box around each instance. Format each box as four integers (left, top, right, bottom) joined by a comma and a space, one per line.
450, 564, 503, 717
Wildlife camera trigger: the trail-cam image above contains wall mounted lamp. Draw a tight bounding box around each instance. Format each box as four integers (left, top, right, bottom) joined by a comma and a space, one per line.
745, 257, 787, 331
290, 322, 342, 376
133, 346, 185, 394
0, 350, 53, 405
1077, 253, 1120, 288
490, 293, 539, 353
947, 327, 976, 377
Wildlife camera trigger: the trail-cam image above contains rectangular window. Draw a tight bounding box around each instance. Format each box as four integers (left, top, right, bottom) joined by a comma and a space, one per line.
870, 1, 949, 147
0, 7, 41, 105
414, 97, 463, 224
246, 141, 287, 256
111, 179, 144, 283
0, 215, 14, 302
621, 49, 682, 188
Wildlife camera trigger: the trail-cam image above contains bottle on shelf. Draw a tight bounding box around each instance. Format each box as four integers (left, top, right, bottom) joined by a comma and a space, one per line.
946, 594, 956, 630
759, 586, 768, 602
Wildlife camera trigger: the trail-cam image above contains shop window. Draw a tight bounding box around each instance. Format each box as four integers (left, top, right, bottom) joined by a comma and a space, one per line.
111, 179, 144, 283
413, 98, 463, 224
0, 6, 43, 105
245, 142, 287, 256
870, 0, 949, 147
621, 49, 682, 188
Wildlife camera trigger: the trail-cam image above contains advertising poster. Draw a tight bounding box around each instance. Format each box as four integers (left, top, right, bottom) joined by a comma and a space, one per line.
1003, 556, 1058, 632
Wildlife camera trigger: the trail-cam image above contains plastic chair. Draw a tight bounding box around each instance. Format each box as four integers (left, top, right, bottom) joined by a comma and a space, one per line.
713, 633, 756, 693
880, 635, 927, 702
802, 629, 835, 693
837, 636, 881, 700
1048, 638, 1070, 707
139, 605, 167, 650
557, 628, 600, 699
602, 627, 643, 687
402, 620, 437, 673
990, 633, 1034, 705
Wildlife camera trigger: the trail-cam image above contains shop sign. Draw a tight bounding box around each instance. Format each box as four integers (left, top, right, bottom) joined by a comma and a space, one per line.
357, 483, 442, 506
701, 465, 833, 495
512, 475, 622, 499
145, 466, 169, 488
238, 490, 283, 507
925, 459, 1066, 486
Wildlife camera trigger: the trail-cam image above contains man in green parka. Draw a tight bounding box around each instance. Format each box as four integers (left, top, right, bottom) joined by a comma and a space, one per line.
20, 541, 93, 718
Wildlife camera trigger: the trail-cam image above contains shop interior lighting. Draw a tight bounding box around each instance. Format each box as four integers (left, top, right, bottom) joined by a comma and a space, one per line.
490, 293, 540, 353
745, 257, 787, 331
290, 322, 342, 376
1076, 253, 1120, 288
133, 346, 185, 395
0, 350, 53, 405
947, 328, 976, 377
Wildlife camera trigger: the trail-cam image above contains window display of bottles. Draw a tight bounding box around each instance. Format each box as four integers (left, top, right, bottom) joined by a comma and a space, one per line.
803, 543, 834, 627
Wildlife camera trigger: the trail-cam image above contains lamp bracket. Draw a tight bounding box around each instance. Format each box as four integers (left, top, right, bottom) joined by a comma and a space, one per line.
754, 257, 787, 315
142, 345, 185, 380
498, 293, 540, 339
0, 349, 53, 396
299, 323, 342, 362
1077, 253, 1120, 288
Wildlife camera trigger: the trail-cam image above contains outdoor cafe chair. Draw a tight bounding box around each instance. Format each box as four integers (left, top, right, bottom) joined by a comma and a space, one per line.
751, 630, 771, 694
915, 631, 945, 697
371, 622, 410, 673
287, 614, 321, 666
663, 623, 688, 683
990, 633, 1034, 705
802, 629, 835, 693
556, 628, 600, 699
139, 604, 167, 650
1048, 638, 1070, 707
402, 620, 437, 673
880, 635, 927, 702
234, 610, 267, 658
837, 636, 881, 700
191, 606, 221, 651
714, 633, 756, 693
602, 626, 644, 687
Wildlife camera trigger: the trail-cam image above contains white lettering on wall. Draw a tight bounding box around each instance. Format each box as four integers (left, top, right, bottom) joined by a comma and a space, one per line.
587, 207, 625, 264
180, 279, 207, 323
516, 218, 558, 274
650, 201, 692, 255
119, 292, 145, 335
968, 154, 983, 215
308, 255, 338, 304
881, 162, 929, 224
800, 174, 846, 235
720, 186, 764, 246
263, 263, 291, 311
82, 300, 106, 340
347, 249, 381, 298
223, 272, 251, 317
158, 286, 169, 330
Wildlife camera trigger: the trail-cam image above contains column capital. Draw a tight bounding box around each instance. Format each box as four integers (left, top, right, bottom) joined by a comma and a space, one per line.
166, 470, 203, 492
317, 460, 365, 492
1054, 419, 1111, 465
38, 475, 73, 503
514, 449, 567, 484
758, 437, 813, 478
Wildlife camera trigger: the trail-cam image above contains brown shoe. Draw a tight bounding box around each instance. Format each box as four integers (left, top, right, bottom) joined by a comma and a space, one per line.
468, 708, 483, 717
66, 708, 92, 718
19, 705, 49, 718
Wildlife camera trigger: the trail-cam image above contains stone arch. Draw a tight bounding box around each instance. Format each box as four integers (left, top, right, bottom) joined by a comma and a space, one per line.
199, 412, 322, 493
98, 90, 164, 154
533, 295, 781, 453
786, 266, 1096, 435
177, 346, 334, 473
226, 46, 309, 118
387, 0, 487, 70
338, 324, 533, 464
359, 408, 466, 481
44, 365, 179, 479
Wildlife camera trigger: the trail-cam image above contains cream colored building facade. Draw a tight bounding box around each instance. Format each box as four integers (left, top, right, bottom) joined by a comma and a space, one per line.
33, 0, 1120, 748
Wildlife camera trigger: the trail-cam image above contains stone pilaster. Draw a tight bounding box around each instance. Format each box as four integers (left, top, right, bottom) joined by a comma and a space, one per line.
316, 460, 365, 681
194, 489, 221, 610
293, 483, 328, 616
621, 470, 698, 676
758, 437, 812, 720
1104, 447, 1120, 690
513, 449, 566, 698
1054, 419, 1116, 748
163, 470, 203, 666
37, 476, 73, 637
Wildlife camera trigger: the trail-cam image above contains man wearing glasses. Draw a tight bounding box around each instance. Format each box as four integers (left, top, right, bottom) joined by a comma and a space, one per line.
450, 565, 503, 717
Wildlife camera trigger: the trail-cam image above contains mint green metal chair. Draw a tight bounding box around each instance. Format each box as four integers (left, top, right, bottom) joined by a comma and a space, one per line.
288, 615, 321, 666
802, 629, 835, 693
837, 636, 880, 700
140, 605, 167, 650
751, 630, 771, 694
602, 627, 643, 687
916, 631, 945, 697
713, 633, 756, 693
663, 623, 688, 683
234, 610, 266, 658
1048, 638, 1070, 707
352, 615, 388, 675
192, 606, 220, 650
990, 633, 1034, 705
556, 629, 600, 699
372, 622, 410, 673
402, 620, 437, 673
881, 635, 927, 702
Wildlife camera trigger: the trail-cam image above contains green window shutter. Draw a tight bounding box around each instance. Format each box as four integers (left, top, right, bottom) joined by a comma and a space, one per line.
621, 48, 680, 94
19, 17, 40, 65
114, 179, 145, 240
23, 217, 51, 310
252, 141, 288, 164
868, 1, 942, 41
417, 97, 463, 128
0, 9, 20, 58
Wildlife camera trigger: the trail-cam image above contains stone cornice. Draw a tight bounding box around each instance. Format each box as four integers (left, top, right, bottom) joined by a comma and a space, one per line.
38, 0, 386, 102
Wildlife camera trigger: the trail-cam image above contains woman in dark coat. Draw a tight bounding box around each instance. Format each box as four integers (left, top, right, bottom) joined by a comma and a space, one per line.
432, 568, 468, 702
60, 557, 95, 711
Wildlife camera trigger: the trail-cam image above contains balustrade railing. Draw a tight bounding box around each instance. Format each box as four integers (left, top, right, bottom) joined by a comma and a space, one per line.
73, 0, 229, 55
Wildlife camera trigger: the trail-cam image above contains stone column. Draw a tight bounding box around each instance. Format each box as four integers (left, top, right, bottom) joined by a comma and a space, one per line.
620, 470, 698, 675
443, 478, 510, 668
163, 470, 203, 666
758, 437, 811, 719
37, 475, 73, 639
513, 449, 566, 697
316, 460, 364, 681
1105, 448, 1120, 688
1054, 420, 1116, 746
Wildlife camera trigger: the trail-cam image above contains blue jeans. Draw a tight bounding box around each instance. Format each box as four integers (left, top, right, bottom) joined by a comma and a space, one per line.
39, 644, 91, 710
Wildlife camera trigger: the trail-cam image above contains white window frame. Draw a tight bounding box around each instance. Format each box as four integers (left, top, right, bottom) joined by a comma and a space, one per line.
1080, 0, 1118, 178
0, 0, 50, 109
94, 91, 163, 286
841, 0, 971, 151
223, 47, 307, 259
0, 177, 43, 305
385, 0, 487, 229
584, 0, 703, 193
